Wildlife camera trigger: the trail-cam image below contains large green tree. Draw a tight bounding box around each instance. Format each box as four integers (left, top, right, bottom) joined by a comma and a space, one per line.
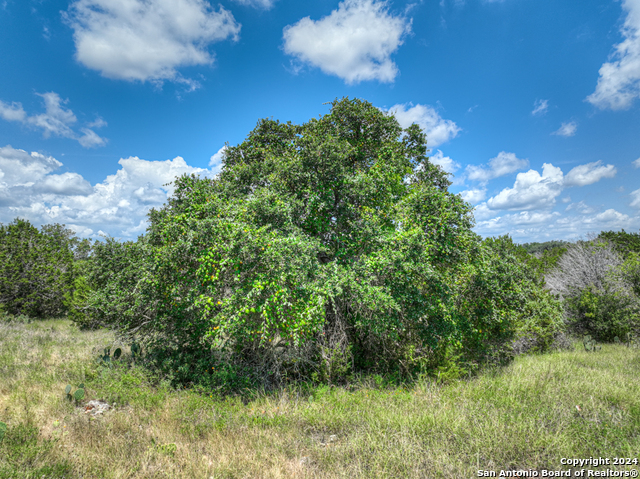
0, 219, 76, 318
83, 98, 561, 389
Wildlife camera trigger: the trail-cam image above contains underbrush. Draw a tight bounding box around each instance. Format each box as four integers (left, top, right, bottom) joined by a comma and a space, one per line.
1, 319, 639, 478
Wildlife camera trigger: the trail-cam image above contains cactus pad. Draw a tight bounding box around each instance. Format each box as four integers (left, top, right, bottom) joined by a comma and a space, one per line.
0, 422, 6, 443
65, 385, 72, 395
74, 388, 85, 401
113, 348, 122, 360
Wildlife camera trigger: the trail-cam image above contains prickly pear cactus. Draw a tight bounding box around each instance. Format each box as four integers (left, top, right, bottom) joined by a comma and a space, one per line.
74, 388, 85, 401
0, 422, 6, 443
113, 348, 122, 360
65, 385, 72, 396
583, 335, 601, 352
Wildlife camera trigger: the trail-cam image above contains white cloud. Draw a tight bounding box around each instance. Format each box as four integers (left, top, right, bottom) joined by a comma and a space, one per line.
36, 172, 93, 196
0, 101, 27, 122
486, 163, 564, 211
78, 128, 107, 148
87, 117, 107, 129
0, 145, 62, 189
460, 188, 486, 204
232, 0, 275, 9
388, 103, 460, 147
429, 150, 460, 174
474, 208, 639, 242
564, 160, 617, 187
65, 0, 241, 84
552, 121, 577, 137
633, 157, 640, 168
0, 92, 107, 148
473, 211, 561, 242
282, 0, 411, 84
587, 0, 640, 109
531, 99, 549, 116
565, 201, 595, 214
466, 151, 529, 184
631, 188, 640, 208
27, 92, 77, 139
0, 145, 214, 238
472, 202, 494, 221
588, 208, 631, 225
209, 146, 227, 175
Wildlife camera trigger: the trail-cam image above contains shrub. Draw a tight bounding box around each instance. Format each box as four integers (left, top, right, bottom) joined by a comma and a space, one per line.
453, 236, 565, 363
546, 239, 640, 342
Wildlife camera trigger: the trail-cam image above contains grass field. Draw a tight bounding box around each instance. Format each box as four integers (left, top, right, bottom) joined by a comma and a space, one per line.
1, 318, 639, 478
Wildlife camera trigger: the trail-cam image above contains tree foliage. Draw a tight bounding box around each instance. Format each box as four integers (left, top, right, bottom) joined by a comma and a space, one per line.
598, 229, 640, 257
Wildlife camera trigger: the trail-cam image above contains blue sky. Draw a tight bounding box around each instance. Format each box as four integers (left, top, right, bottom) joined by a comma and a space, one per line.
1, 0, 639, 241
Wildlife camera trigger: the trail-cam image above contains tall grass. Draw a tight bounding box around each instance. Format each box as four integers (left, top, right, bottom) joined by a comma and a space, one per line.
1, 319, 639, 478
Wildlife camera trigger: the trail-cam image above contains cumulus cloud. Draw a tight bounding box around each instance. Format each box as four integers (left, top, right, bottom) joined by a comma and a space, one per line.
388, 103, 460, 147
552, 121, 577, 137
631, 188, 640, 208
587, 208, 631, 225
633, 157, 640, 168
427, 150, 459, 174
531, 99, 549, 116
36, 172, 93, 196
564, 160, 616, 187
487, 163, 564, 211
232, 0, 275, 8
475, 208, 638, 242
282, 0, 411, 84
0, 92, 107, 148
65, 0, 241, 84
0, 145, 62, 190
587, 0, 640, 109
0, 145, 213, 238
208, 146, 227, 175
460, 188, 486, 204
466, 151, 529, 184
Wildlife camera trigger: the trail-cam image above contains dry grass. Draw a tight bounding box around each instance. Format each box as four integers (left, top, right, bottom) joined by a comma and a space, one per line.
1, 319, 639, 478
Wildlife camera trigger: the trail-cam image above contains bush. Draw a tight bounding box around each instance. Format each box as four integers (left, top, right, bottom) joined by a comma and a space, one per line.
546, 239, 640, 342
453, 236, 564, 363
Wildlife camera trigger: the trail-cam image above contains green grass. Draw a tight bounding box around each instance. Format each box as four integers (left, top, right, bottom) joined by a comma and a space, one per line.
1, 319, 639, 478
